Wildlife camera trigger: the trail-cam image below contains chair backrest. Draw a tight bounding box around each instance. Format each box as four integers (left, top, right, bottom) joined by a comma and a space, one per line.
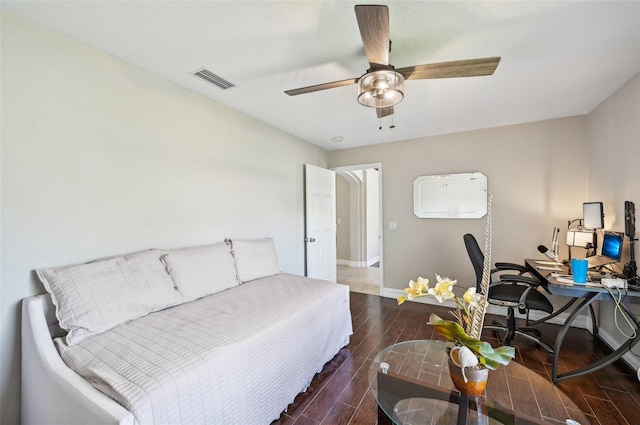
463, 233, 484, 292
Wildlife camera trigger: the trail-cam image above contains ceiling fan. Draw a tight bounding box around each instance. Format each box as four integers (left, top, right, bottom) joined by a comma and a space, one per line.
285, 4, 500, 119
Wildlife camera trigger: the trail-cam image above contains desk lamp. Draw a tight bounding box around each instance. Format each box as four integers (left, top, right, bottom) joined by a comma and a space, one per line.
566, 220, 595, 260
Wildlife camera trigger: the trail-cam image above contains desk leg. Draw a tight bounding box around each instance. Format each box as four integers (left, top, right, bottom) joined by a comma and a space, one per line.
553, 293, 640, 382
589, 303, 599, 338
552, 293, 598, 382
527, 297, 577, 327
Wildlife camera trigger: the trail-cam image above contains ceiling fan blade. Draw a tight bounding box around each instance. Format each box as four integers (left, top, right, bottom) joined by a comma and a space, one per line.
397, 57, 501, 80
376, 106, 394, 118
355, 5, 390, 69
284, 78, 358, 96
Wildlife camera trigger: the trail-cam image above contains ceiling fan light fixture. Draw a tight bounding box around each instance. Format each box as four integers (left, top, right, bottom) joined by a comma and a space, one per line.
357, 70, 404, 108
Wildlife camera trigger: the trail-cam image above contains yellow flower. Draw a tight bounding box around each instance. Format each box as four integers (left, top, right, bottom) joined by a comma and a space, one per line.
435, 274, 456, 287
403, 276, 429, 300
428, 274, 456, 302
398, 275, 515, 370
463, 287, 480, 309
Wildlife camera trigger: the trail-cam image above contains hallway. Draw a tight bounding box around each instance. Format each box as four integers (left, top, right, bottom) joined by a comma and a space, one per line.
336, 265, 380, 295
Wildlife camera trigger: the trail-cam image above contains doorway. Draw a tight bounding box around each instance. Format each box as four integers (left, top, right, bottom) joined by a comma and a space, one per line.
333, 163, 383, 295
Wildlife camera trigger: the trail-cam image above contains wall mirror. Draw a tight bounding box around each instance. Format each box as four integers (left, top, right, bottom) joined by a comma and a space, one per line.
413, 172, 487, 219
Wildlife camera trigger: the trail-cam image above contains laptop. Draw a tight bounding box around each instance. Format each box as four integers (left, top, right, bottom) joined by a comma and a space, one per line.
587, 232, 623, 268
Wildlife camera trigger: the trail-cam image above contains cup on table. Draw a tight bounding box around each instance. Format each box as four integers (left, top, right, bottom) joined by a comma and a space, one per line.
571, 258, 588, 284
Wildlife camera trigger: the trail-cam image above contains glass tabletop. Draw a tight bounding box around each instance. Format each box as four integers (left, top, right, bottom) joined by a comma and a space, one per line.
368, 340, 589, 425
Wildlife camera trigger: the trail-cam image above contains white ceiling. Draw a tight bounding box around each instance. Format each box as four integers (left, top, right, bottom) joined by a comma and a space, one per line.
3, 1, 639, 151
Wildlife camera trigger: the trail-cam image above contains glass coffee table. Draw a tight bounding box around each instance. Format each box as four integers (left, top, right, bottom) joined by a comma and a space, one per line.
369, 340, 589, 425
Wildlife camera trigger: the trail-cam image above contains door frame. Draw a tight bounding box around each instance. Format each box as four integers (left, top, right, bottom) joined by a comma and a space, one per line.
332, 162, 384, 291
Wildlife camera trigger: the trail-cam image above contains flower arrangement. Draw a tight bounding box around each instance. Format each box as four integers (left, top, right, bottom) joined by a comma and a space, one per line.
398, 274, 515, 371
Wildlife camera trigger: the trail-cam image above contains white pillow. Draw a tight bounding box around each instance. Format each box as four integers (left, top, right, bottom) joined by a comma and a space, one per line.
230, 238, 281, 282
162, 242, 239, 302
37, 249, 182, 346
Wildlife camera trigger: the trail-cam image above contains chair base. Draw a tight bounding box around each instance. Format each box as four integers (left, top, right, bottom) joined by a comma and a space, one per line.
490, 320, 542, 339
485, 307, 554, 355
485, 325, 554, 355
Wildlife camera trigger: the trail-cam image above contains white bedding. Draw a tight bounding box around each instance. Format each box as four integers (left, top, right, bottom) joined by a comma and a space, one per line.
55, 273, 352, 425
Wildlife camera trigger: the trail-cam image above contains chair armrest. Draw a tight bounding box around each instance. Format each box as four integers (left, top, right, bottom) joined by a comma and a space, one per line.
498, 274, 543, 288
516, 285, 536, 314
499, 274, 548, 314
495, 262, 529, 274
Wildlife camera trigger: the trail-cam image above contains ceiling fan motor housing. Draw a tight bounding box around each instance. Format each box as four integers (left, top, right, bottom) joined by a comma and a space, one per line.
357, 70, 405, 108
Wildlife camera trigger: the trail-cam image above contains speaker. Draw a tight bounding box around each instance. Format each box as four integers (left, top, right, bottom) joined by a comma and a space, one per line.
625, 200, 635, 238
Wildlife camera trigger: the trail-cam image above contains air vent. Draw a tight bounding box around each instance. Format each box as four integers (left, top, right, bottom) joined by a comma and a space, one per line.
191, 68, 235, 90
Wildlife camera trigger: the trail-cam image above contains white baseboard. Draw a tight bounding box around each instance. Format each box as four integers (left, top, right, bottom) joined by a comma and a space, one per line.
596, 328, 640, 376
337, 258, 379, 268
337, 259, 364, 267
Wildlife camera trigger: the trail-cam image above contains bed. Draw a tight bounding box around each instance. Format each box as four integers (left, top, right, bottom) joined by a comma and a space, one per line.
22, 239, 353, 425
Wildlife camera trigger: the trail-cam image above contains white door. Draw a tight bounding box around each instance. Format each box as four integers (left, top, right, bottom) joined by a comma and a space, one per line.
305, 164, 337, 281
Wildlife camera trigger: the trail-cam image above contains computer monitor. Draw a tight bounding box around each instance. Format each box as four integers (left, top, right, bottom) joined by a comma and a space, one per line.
601, 232, 623, 261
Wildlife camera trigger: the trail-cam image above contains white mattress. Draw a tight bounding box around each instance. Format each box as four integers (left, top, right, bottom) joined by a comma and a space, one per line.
56, 273, 352, 425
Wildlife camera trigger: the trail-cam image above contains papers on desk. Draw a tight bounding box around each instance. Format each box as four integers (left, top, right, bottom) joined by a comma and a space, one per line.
537, 266, 563, 271
534, 260, 563, 272
552, 274, 575, 284
551, 273, 601, 287
535, 260, 560, 265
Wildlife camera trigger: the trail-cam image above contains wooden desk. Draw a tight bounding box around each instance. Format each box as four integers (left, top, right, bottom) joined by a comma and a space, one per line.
525, 258, 640, 382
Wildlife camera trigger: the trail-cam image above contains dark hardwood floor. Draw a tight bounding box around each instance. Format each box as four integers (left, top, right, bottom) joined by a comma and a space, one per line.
271, 292, 640, 425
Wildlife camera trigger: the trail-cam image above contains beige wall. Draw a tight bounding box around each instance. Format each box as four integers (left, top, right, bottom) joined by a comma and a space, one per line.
587, 73, 639, 228
586, 72, 640, 365
0, 12, 327, 424
329, 117, 589, 292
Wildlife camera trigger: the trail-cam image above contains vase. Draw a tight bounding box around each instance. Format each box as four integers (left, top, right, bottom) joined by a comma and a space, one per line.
447, 347, 489, 397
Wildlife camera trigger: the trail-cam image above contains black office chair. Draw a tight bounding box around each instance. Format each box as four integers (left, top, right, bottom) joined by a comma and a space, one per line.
463, 233, 554, 354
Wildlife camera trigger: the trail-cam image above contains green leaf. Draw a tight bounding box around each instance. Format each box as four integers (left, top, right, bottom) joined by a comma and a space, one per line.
427, 314, 515, 370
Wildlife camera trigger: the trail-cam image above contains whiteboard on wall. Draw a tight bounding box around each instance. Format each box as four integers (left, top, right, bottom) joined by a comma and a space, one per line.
413, 172, 487, 219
